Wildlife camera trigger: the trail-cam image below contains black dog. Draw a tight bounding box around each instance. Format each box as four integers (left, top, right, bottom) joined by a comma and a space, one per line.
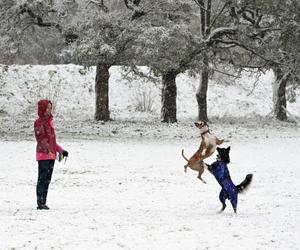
206, 147, 253, 213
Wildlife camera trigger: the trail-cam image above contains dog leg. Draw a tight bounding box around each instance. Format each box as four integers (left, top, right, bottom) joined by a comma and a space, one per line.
196, 161, 206, 184
184, 165, 187, 173
229, 196, 238, 213
219, 203, 226, 213
218, 189, 227, 212
197, 171, 206, 184
203, 162, 210, 171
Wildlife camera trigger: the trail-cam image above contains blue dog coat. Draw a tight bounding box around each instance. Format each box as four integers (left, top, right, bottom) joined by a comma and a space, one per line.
208, 160, 238, 210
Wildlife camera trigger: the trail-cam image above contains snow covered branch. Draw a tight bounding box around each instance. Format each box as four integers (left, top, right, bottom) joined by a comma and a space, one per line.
18, 6, 62, 32
205, 26, 238, 43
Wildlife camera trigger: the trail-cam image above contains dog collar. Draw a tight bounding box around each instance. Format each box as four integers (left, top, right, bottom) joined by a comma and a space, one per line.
201, 130, 210, 136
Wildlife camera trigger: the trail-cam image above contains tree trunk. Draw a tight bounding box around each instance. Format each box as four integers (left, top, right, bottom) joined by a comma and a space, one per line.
95, 63, 110, 121
198, 0, 206, 37
273, 67, 288, 121
196, 0, 210, 122
196, 55, 209, 122
161, 70, 177, 123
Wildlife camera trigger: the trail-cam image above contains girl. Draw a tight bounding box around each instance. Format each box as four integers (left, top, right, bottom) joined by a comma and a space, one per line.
34, 99, 68, 210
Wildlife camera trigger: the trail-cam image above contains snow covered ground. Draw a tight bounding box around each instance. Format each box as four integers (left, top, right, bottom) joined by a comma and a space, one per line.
0, 64, 299, 141
0, 138, 300, 249
0, 64, 300, 249
0, 64, 300, 123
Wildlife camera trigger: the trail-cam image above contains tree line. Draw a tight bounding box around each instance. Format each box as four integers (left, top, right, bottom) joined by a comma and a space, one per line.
0, 0, 299, 122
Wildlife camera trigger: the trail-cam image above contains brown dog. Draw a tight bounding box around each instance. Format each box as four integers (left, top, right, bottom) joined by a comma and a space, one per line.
182, 121, 224, 183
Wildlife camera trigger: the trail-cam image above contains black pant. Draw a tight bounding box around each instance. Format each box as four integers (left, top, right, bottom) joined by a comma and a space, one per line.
36, 160, 55, 206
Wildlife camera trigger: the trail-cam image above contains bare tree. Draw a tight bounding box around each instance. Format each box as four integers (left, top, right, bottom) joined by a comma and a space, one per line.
268, 0, 300, 121
191, 0, 279, 121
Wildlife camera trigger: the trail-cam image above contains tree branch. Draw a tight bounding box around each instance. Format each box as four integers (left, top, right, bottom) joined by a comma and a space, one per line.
207, 2, 228, 33
18, 7, 62, 32
206, 26, 238, 43
210, 66, 241, 78
87, 0, 109, 12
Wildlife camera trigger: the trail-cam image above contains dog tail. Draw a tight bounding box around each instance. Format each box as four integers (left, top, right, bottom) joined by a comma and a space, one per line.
236, 174, 253, 193
181, 149, 189, 162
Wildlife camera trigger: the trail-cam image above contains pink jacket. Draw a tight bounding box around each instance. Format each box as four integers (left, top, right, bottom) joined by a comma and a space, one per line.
36, 144, 63, 161
34, 99, 63, 161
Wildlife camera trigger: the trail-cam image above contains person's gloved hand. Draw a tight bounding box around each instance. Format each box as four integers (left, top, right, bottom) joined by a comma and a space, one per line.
62, 150, 69, 157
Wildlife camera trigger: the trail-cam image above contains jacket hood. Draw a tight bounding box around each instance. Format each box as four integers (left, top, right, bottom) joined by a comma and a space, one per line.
38, 99, 51, 118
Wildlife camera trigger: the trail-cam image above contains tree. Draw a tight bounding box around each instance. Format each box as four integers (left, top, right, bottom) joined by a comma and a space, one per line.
223, 0, 300, 121
262, 0, 300, 121
64, 7, 142, 120
127, 0, 202, 122
134, 25, 199, 122
211, 0, 300, 121
190, 0, 282, 121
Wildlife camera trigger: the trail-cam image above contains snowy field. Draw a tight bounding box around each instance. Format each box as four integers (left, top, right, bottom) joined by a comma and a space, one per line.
0, 64, 300, 249
0, 137, 300, 249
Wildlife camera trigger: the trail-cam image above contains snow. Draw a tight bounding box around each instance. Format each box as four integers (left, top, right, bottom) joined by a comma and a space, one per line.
0, 138, 300, 249
1, 64, 299, 123
0, 64, 300, 249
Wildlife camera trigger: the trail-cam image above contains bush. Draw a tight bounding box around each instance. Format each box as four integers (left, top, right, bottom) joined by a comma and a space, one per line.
132, 82, 155, 112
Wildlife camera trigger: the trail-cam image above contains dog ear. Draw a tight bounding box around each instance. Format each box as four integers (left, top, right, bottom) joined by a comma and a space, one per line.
226, 146, 231, 151
217, 147, 221, 152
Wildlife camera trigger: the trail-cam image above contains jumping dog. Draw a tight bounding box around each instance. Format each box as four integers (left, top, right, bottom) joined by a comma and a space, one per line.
182, 121, 224, 183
